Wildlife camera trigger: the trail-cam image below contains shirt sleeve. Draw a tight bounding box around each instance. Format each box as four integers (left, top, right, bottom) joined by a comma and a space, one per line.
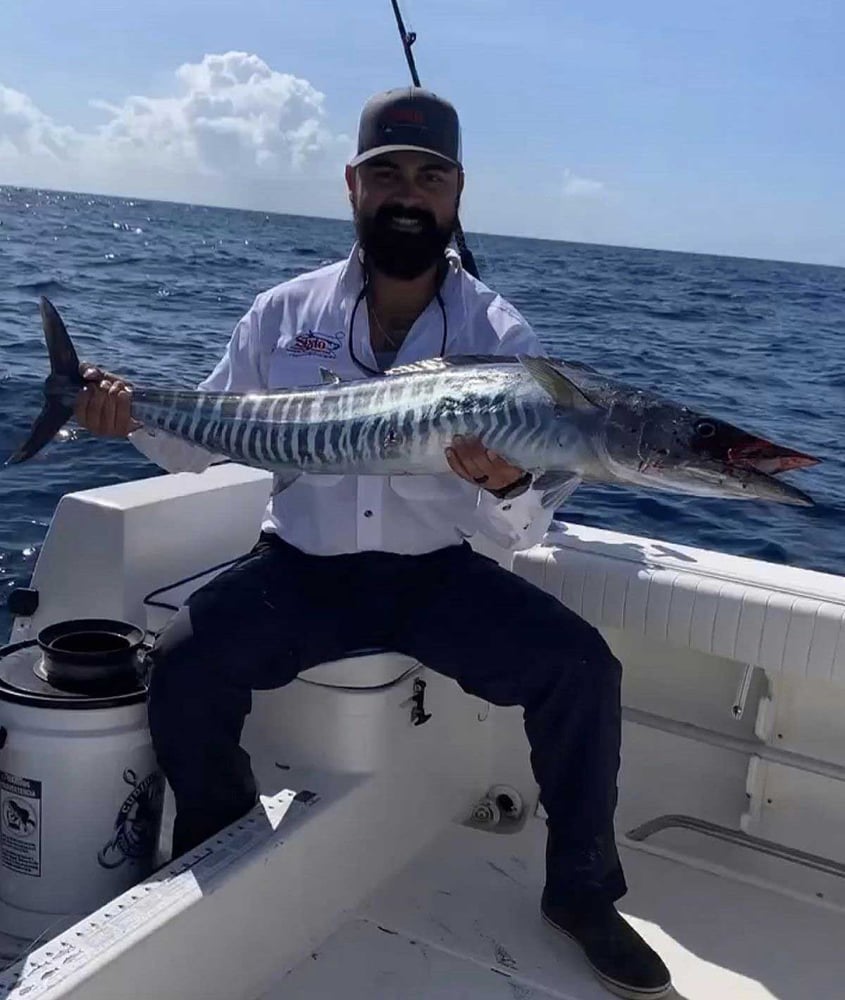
468, 297, 557, 550
127, 297, 264, 474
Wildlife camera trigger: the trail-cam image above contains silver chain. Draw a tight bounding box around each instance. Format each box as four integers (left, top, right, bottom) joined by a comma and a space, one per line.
367, 296, 408, 350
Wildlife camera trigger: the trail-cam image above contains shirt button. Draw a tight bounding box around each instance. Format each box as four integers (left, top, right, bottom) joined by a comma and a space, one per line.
363, 510, 373, 518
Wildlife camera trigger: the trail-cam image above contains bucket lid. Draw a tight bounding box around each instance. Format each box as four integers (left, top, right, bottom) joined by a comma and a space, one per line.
0, 621, 148, 709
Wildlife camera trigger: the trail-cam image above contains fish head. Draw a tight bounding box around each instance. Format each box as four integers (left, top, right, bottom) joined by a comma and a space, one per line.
600, 394, 820, 506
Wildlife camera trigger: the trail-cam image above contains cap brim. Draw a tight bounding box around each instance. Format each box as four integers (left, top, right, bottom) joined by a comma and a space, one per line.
349, 144, 460, 168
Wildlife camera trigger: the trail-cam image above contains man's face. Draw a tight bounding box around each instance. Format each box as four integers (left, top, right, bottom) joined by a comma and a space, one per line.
346, 150, 464, 280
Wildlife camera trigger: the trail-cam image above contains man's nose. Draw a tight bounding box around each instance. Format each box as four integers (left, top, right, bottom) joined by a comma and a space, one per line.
391, 174, 428, 205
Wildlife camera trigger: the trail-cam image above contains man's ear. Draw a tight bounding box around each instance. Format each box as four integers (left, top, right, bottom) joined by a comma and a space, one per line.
345, 164, 356, 206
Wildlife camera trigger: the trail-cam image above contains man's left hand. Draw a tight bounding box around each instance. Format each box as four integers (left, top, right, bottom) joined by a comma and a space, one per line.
445, 435, 526, 493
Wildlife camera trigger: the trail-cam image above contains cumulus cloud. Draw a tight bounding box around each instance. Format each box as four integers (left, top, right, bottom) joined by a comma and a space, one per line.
562, 168, 608, 199
0, 52, 353, 214
0, 85, 79, 161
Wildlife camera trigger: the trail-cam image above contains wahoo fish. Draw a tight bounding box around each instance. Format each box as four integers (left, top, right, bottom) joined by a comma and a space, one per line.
6, 297, 819, 509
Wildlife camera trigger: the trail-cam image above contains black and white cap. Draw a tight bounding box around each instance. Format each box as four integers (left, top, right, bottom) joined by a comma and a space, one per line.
349, 87, 462, 168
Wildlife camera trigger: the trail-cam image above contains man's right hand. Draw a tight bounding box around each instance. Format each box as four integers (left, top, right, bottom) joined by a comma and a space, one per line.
74, 363, 141, 438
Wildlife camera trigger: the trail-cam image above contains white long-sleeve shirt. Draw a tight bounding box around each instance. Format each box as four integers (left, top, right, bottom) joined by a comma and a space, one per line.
129, 244, 556, 555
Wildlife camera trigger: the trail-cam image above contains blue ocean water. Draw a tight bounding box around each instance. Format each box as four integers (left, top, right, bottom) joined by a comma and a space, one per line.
1, 186, 843, 637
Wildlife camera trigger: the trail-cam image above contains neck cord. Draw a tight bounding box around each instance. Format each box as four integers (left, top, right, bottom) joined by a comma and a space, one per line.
348, 266, 448, 376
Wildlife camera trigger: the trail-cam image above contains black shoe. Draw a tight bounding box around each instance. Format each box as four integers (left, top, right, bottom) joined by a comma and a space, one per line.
541, 891, 672, 999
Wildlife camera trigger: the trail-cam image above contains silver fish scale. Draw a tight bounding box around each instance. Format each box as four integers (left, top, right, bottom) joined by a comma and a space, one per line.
129, 366, 559, 474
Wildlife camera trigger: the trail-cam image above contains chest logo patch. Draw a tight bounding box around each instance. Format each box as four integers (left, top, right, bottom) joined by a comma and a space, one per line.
287, 330, 343, 359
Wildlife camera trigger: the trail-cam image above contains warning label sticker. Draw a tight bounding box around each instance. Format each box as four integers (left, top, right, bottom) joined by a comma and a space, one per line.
1, 770, 42, 877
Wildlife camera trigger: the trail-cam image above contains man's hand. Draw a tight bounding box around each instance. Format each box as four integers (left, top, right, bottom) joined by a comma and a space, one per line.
445, 435, 526, 494
74, 363, 141, 438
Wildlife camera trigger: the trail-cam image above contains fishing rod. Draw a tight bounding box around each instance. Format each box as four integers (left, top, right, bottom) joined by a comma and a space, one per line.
388, 0, 480, 279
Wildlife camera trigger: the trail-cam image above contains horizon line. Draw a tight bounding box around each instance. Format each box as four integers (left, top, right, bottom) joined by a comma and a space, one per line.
1, 181, 841, 273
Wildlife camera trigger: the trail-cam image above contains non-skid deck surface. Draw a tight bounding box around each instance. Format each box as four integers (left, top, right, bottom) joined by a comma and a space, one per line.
261, 815, 845, 1000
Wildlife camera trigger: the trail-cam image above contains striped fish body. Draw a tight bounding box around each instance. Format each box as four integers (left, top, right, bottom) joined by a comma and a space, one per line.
129, 359, 600, 477
12, 299, 818, 508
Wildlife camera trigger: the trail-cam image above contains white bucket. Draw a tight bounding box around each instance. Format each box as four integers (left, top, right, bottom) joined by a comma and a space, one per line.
0, 619, 164, 940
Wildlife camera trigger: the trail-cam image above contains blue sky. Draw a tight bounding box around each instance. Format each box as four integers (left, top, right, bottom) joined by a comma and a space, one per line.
1, 0, 842, 265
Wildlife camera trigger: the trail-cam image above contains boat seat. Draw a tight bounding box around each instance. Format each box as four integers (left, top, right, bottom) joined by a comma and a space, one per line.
242, 646, 430, 775
514, 522, 845, 684
295, 647, 422, 689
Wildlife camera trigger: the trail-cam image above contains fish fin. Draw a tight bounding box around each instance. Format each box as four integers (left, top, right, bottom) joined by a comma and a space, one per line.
319, 367, 342, 385
384, 359, 452, 376
384, 355, 510, 376
557, 358, 600, 375
271, 471, 301, 496
518, 355, 596, 411
383, 355, 600, 379
5, 297, 84, 466
532, 471, 583, 509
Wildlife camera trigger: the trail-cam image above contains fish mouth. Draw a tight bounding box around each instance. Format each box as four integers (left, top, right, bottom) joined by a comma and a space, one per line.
726, 436, 820, 476
687, 425, 820, 504
635, 440, 818, 505
723, 465, 816, 506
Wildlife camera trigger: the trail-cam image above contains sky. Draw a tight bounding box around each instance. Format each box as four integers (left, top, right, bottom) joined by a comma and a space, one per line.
0, 0, 843, 266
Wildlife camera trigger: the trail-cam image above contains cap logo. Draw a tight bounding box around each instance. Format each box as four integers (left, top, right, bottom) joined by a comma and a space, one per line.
384, 107, 425, 126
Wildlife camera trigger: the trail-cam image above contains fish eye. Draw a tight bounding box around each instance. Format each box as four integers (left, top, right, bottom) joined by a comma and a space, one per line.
695, 420, 716, 439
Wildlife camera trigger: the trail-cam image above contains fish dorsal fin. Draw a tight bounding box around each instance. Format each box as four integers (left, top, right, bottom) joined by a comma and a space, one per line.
384, 355, 512, 377
319, 367, 342, 385
518, 355, 596, 411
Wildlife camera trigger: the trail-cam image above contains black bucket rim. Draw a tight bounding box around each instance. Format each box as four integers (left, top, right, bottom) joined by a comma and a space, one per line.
37, 618, 146, 660
34, 618, 147, 694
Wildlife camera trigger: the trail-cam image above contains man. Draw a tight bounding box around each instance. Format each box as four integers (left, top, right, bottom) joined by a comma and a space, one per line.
74, 87, 671, 999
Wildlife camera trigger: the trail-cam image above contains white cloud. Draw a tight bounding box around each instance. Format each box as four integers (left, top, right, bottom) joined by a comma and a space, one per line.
0, 52, 352, 214
562, 168, 608, 199
0, 85, 79, 161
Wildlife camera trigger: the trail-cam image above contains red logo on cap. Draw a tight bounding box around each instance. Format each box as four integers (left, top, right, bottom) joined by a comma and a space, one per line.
385, 108, 425, 126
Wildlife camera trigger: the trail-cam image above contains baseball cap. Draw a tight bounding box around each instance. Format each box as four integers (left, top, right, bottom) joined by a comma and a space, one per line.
349, 87, 462, 168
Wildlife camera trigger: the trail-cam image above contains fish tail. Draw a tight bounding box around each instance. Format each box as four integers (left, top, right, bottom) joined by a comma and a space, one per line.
5, 297, 84, 466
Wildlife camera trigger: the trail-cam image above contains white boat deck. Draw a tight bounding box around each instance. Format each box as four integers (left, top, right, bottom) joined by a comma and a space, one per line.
3, 466, 844, 1000
263, 812, 845, 1000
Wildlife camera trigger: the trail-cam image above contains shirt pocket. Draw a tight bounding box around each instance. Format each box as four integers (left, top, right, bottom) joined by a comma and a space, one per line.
268, 349, 327, 389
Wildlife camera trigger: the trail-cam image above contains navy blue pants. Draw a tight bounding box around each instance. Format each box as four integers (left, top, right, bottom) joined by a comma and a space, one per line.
147, 532, 627, 904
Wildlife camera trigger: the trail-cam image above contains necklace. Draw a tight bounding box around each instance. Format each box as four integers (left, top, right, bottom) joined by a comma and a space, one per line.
367, 296, 408, 350
347, 280, 448, 378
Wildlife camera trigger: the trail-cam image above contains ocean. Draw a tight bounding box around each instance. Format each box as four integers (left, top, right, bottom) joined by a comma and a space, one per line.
1, 185, 843, 639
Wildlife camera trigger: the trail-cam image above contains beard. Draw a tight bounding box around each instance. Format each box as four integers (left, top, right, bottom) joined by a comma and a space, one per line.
354, 202, 456, 280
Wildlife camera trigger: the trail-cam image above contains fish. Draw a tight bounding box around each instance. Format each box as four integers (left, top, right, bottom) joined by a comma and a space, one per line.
5, 296, 820, 509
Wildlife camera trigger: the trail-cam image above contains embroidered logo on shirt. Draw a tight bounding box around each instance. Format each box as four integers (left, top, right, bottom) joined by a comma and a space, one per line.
287, 330, 343, 359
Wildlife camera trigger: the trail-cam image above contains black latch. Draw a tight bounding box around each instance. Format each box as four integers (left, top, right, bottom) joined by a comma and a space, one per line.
7, 588, 39, 617
410, 678, 432, 726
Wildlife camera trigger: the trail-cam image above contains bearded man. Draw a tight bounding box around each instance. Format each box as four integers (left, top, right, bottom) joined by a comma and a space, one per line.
73, 88, 671, 998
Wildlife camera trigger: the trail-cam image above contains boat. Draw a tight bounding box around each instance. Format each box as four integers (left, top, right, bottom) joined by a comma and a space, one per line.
0, 459, 843, 999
